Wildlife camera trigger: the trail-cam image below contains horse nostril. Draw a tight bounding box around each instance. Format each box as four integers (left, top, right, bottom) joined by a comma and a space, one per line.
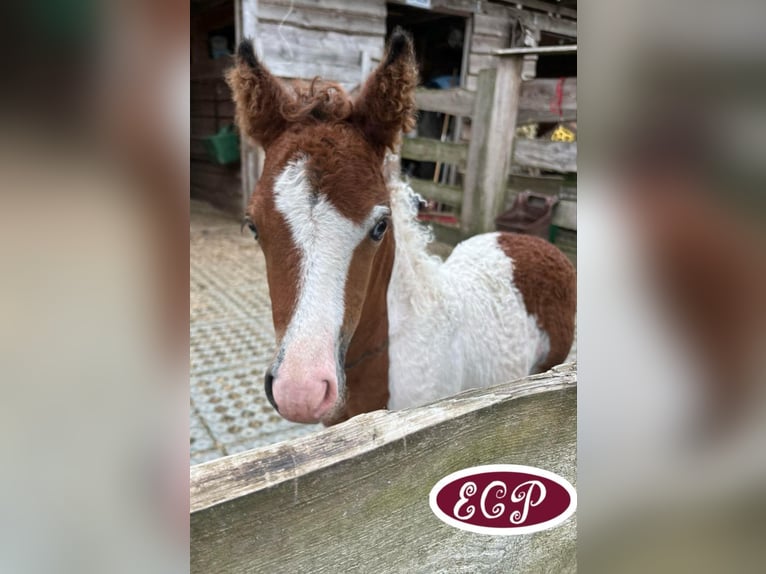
264, 370, 278, 412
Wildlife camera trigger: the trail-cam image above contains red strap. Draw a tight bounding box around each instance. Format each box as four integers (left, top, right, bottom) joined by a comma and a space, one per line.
550, 77, 566, 118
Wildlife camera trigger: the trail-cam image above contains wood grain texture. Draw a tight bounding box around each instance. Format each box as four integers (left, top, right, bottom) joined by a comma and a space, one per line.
461, 59, 523, 235
506, 7, 577, 38
470, 33, 510, 55
473, 13, 510, 38
401, 137, 469, 170
260, 0, 386, 18
496, 0, 577, 20
191, 363, 577, 574
415, 87, 476, 117
469, 53, 498, 76
518, 77, 577, 124
513, 140, 577, 173
258, 1, 385, 35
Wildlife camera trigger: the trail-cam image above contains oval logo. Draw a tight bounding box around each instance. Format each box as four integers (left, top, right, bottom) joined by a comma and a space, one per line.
429, 464, 576, 535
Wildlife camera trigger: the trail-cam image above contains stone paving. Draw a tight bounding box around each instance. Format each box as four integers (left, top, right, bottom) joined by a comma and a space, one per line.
190, 201, 319, 465
189, 200, 576, 466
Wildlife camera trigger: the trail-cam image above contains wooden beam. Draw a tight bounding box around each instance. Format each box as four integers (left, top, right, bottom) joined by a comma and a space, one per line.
408, 178, 464, 207
239, 0, 260, 211
401, 137, 469, 170
462, 59, 523, 235
513, 140, 577, 173
415, 87, 476, 117
507, 9, 577, 38
469, 53, 498, 75
496, 0, 577, 20
494, 45, 577, 56
387, 0, 480, 16
191, 364, 577, 573
259, 0, 386, 18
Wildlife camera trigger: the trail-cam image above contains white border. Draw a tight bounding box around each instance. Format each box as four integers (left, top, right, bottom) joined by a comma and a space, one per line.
428, 464, 577, 535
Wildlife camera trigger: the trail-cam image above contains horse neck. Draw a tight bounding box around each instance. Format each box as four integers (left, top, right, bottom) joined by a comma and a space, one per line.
342, 180, 442, 418
387, 180, 444, 299
342, 226, 395, 417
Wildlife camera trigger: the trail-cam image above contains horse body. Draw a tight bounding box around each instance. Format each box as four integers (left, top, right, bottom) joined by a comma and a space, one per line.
385, 182, 552, 410
227, 30, 575, 426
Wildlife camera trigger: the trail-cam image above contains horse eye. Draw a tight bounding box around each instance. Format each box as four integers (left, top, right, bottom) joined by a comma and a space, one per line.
370, 218, 388, 241
241, 218, 259, 240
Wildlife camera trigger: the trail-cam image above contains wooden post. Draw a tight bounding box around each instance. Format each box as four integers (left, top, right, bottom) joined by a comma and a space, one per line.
461, 57, 523, 236
238, 0, 260, 213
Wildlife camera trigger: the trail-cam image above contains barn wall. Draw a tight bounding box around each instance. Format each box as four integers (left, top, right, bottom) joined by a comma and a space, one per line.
191, 0, 242, 217
244, 0, 576, 107
254, 0, 387, 92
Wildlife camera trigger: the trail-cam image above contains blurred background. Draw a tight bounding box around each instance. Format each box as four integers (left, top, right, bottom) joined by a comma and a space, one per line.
579, 0, 766, 571
0, 0, 189, 572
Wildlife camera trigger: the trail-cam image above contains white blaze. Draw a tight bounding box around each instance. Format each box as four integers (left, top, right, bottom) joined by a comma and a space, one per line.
272, 157, 388, 381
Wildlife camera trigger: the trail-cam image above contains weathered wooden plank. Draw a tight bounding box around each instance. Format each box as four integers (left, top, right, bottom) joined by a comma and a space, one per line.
496, 0, 578, 20
259, 0, 385, 18
473, 13, 510, 38
408, 177, 463, 207
401, 137, 468, 170
254, 23, 385, 87
263, 59, 363, 86
191, 364, 577, 574
258, 1, 385, 36
256, 23, 385, 59
507, 8, 577, 38
495, 45, 577, 56
518, 77, 577, 123
507, 173, 566, 196
261, 42, 363, 67
388, 0, 479, 16
462, 59, 523, 235
513, 139, 577, 173
469, 53, 498, 76
470, 33, 510, 55
415, 87, 475, 117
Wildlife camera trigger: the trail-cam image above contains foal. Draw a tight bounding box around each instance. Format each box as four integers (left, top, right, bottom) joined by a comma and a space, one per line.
227, 31, 576, 425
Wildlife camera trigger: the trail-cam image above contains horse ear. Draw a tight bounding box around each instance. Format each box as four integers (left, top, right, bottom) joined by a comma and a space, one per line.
352, 28, 418, 155
226, 40, 291, 148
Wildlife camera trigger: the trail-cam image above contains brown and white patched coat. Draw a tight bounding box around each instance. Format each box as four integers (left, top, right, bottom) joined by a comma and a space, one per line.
227, 30, 576, 425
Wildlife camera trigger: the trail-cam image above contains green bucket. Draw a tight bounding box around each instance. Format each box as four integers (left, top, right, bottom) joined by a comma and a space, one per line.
203, 124, 240, 165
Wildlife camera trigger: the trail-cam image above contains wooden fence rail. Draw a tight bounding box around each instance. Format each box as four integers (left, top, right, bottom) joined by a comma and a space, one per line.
414, 77, 576, 125
191, 363, 577, 574
405, 68, 577, 244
